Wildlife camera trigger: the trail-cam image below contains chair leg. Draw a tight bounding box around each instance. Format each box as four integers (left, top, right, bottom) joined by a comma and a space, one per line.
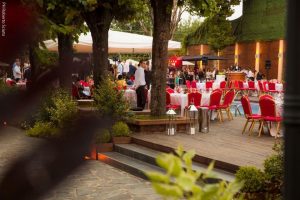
248, 121, 254, 135
276, 122, 281, 139
242, 119, 249, 134
258, 121, 264, 137
249, 121, 256, 136
226, 108, 231, 120
219, 110, 223, 122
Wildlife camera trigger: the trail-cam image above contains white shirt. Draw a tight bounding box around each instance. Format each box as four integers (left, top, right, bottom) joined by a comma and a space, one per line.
117, 63, 123, 75
248, 70, 254, 78
123, 62, 129, 73
134, 66, 146, 87
13, 65, 22, 79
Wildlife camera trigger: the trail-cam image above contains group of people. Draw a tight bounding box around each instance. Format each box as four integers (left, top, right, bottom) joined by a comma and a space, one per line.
72, 75, 94, 99
6, 58, 31, 86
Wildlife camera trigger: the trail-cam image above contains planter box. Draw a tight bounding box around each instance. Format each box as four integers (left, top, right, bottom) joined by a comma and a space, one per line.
113, 136, 131, 144
127, 118, 189, 133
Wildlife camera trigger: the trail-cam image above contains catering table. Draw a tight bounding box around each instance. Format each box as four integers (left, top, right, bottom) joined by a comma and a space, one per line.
170, 92, 211, 116
123, 89, 151, 109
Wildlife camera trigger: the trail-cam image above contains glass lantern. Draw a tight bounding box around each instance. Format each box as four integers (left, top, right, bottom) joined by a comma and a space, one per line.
188, 104, 198, 135
166, 109, 176, 135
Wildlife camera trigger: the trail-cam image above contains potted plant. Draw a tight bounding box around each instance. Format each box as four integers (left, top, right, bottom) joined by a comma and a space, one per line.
111, 121, 131, 144
235, 166, 266, 199
94, 129, 113, 152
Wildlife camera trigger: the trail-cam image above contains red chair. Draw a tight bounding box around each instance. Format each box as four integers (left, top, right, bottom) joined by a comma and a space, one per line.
184, 92, 202, 117
238, 81, 248, 95
201, 90, 222, 122
258, 95, 282, 138
191, 81, 197, 88
186, 80, 191, 88
248, 81, 258, 96
258, 81, 267, 95
267, 82, 279, 93
205, 81, 213, 90
240, 95, 262, 135
217, 90, 235, 121
166, 88, 175, 93
166, 92, 180, 110
219, 81, 226, 90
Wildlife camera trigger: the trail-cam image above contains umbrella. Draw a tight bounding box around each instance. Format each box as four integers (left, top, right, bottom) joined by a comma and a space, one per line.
179, 55, 229, 61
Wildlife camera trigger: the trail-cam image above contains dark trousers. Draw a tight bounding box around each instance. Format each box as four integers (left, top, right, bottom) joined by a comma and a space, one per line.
136, 85, 146, 109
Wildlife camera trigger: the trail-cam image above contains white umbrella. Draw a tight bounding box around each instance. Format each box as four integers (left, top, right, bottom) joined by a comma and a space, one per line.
44, 30, 181, 53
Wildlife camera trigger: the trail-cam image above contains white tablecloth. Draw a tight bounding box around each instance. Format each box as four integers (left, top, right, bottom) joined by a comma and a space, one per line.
216, 75, 226, 82
196, 82, 220, 91
124, 89, 151, 108
170, 92, 211, 116
243, 82, 283, 91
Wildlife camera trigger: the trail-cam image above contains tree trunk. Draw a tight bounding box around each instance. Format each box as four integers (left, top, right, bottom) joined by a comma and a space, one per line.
150, 0, 173, 116
57, 33, 73, 88
83, 9, 113, 85
29, 42, 39, 82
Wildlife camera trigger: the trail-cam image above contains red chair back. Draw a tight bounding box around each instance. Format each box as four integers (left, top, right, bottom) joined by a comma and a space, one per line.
206, 81, 213, 89
258, 81, 265, 92
241, 95, 252, 116
238, 81, 244, 89
166, 92, 171, 105
248, 81, 255, 89
259, 95, 276, 117
268, 82, 276, 90
212, 88, 222, 93
209, 90, 222, 106
166, 88, 175, 93
188, 92, 202, 107
222, 90, 235, 106
191, 81, 197, 88
220, 81, 226, 89
186, 80, 191, 88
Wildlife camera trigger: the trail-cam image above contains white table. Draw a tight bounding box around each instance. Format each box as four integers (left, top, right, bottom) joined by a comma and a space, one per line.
196, 82, 220, 91
216, 75, 226, 82
170, 92, 211, 116
124, 89, 151, 109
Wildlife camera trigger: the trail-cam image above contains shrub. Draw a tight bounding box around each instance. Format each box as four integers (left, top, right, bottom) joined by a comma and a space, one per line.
146, 146, 242, 200
26, 121, 59, 138
93, 77, 129, 119
94, 129, 111, 144
36, 89, 77, 128
111, 121, 130, 137
236, 166, 265, 193
264, 154, 283, 181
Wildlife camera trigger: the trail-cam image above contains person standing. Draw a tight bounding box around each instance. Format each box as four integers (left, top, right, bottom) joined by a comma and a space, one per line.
134, 60, 146, 109
13, 59, 22, 82
128, 61, 136, 77
144, 60, 151, 89
23, 60, 31, 82
117, 60, 123, 77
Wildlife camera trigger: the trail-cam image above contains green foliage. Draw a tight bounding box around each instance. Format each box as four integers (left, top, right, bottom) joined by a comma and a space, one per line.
111, 121, 131, 137
0, 81, 18, 95
35, 48, 58, 70
26, 121, 59, 138
94, 129, 111, 144
28, 89, 78, 138
235, 166, 265, 193
93, 78, 129, 119
146, 146, 242, 200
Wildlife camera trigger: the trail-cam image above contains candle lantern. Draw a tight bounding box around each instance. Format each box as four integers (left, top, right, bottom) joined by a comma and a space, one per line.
166, 109, 176, 135
188, 104, 198, 135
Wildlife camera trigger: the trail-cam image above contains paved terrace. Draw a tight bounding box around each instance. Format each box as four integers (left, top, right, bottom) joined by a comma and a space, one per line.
0, 126, 159, 200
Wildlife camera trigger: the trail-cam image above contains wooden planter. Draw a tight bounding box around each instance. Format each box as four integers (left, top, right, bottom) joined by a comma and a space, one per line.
113, 136, 131, 144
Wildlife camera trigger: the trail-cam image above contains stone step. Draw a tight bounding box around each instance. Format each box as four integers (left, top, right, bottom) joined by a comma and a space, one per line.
98, 152, 163, 180
114, 143, 235, 182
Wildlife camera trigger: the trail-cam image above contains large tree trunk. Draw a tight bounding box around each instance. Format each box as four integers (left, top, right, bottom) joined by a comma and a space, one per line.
57, 33, 73, 88
150, 0, 173, 116
83, 9, 113, 85
29, 42, 39, 82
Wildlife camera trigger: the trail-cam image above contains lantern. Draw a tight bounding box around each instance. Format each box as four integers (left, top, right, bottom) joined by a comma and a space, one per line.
166, 109, 176, 135
188, 104, 198, 135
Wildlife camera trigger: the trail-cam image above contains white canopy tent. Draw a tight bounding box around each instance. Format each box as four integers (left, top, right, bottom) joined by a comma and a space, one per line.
44, 30, 181, 54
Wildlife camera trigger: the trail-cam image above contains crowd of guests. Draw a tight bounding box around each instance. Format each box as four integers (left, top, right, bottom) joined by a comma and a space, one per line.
5, 58, 31, 86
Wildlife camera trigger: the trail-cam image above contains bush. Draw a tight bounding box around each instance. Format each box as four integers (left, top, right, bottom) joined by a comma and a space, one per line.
111, 121, 130, 137
93, 77, 129, 119
236, 166, 265, 193
94, 129, 111, 144
36, 89, 78, 128
264, 154, 283, 181
26, 121, 59, 138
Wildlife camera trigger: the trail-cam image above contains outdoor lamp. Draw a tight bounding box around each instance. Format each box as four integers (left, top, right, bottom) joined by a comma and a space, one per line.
188, 104, 198, 135
166, 109, 176, 135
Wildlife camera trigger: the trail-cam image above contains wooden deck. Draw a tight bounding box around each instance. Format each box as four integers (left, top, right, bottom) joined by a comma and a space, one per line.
132, 116, 281, 170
